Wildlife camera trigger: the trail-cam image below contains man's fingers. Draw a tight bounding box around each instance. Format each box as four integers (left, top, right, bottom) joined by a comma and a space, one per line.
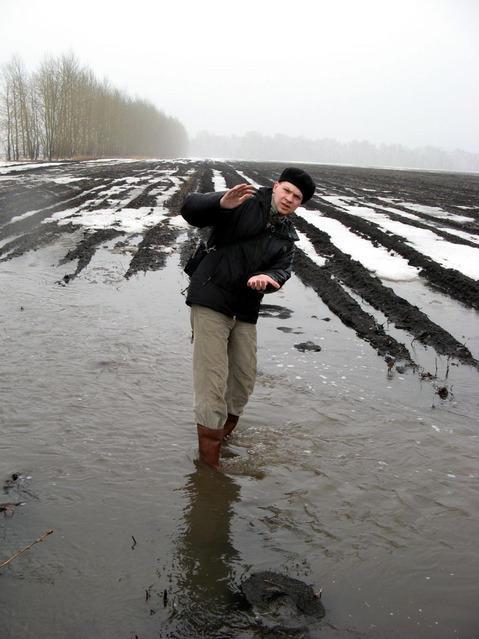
266, 277, 280, 289
235, 185, 255, 202
234, 183, 254, 191
234, 183, 255, 196
247, 275, 280, 290
220, 183, 255, 209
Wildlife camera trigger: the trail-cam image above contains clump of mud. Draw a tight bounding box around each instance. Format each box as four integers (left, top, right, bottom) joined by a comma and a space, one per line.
241, 570, 325, 637
294, 340, 322, 352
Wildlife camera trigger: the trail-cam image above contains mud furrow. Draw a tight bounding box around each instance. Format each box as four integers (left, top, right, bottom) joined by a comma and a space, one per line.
59, 228, 126, 282
1, 158, 478, 371
292, 215, 478, 368
292, 248, 413, 363
299, 201, 479, 310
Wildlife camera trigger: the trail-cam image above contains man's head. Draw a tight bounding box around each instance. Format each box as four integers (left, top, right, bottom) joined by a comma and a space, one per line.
272, 167, 315, 216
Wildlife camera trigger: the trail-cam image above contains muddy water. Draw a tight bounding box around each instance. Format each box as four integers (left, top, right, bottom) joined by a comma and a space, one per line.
1, 240, 478, 638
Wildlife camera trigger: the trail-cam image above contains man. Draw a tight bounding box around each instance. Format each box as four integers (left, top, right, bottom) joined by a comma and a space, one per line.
181, 167, 315, 470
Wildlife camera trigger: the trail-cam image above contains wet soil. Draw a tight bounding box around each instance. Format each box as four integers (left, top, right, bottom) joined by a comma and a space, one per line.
241, 570, 325, 637
1, 158, 478, 373
1, 158, 479, 638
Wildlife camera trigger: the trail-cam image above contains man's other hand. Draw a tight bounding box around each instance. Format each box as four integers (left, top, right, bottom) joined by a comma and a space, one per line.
247, 274, 280, 291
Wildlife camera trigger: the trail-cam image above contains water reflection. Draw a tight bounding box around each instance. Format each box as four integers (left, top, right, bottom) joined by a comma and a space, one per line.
164, 462, 248, 638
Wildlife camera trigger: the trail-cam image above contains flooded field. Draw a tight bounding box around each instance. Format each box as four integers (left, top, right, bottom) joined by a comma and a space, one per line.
1, 159, 478, 638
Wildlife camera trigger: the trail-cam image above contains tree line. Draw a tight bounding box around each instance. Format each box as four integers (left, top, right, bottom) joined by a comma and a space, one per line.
190, 131, 479, 173
0, 53, 188, 161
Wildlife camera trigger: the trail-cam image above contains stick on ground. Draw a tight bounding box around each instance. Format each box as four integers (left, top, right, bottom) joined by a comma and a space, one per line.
0, 530, 54, 568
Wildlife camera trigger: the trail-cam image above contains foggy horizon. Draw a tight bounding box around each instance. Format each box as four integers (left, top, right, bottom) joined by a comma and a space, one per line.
1, 0, 478, 157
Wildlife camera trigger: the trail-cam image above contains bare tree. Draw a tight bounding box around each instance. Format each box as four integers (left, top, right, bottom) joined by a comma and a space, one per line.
0, 55, 38, 160
0, 52, 189, 161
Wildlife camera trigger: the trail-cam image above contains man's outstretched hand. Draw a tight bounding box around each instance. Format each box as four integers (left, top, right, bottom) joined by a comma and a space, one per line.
247, 274, 280, 291
220, 183, 256, 209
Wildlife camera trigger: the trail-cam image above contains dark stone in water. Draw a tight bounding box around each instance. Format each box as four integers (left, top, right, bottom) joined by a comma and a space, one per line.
241, 570, 325, 635
294, 341, 322, 352
259, 304, 293, 320
277, 326, 303, 334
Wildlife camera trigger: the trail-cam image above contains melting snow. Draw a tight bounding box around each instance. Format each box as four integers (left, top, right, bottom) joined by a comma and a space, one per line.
295, 230, 327, 267
343, 207, 479, 279
212, 169, 227, 191
49, 207, 168, 233
297, 208, 420, 281
318, 199, 479, 280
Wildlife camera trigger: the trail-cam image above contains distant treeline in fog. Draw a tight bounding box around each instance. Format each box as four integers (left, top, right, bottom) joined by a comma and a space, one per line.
190, 131, 479, 173
0, 54, 188, 161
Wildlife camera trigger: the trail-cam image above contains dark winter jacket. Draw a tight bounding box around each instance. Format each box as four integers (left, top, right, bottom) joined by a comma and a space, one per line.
181, 186, 299, 324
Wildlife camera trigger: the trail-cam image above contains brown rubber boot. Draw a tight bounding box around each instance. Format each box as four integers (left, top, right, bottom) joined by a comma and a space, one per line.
223, 413, 239, 442
197, 424, 224, 471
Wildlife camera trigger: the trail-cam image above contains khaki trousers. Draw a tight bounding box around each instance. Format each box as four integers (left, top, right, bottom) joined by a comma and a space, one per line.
190, 304, 257, 429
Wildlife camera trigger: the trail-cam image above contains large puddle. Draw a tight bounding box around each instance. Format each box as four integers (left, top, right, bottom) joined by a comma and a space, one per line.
1, 238, 478, 638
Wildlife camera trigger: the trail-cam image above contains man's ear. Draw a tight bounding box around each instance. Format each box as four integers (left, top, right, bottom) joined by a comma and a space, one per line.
273, 181, 279, 192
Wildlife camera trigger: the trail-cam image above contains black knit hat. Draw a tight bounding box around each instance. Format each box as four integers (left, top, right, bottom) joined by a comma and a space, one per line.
278, 167, 315, 203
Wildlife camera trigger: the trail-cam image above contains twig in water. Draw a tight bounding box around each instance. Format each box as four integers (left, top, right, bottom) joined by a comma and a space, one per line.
0, 530, 53, 568
263, 577, 285, 590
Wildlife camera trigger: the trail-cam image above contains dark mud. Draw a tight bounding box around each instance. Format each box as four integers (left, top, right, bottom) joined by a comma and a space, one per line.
241, 570, 325, 637
1, 158, 479, 639
1, 159, 478, 372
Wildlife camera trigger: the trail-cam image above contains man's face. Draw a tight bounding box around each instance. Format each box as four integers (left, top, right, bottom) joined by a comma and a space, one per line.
272, 181, 303, 216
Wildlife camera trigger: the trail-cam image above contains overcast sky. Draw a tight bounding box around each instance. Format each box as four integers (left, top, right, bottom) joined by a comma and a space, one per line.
1, 0, 478, 153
